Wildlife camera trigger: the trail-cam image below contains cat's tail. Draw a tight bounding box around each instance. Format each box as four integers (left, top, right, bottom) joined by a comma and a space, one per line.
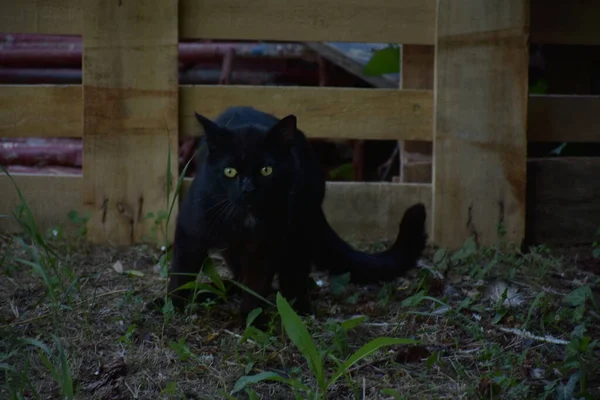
311, 203, 427, 283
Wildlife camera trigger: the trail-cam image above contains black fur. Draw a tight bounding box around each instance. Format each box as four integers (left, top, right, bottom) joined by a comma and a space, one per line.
163, 106, 427, 320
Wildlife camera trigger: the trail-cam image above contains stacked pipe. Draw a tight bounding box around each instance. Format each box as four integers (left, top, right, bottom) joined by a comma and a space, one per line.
0, 34, 359, 177
0, 34, 320, 85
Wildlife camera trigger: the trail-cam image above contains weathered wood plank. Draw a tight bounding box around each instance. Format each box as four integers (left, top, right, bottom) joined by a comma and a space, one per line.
82, 0, 179, 245
0, 0, 435, 44
180, 0, 435, 44
0, 174, 432, 243
0, 173, 82, 235
528, 95, 600, 142
180, 85, 433, 141
526, 157, 600, 245
433, 0, 529, 249
531, 0, 600, 45
2, 158, 598, 245
400, 44, 434, 183
322, 182, 432, 242
0, 85, 82, 138
0, 0, 82, 35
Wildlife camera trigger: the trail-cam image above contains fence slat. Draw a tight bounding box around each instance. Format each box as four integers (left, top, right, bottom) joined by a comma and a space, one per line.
180, 85, 433, 141
0, 85, 81, 138
528, 95, 600, 142
180, 0, 435, 44
0, 0, 81, 35
82, 0, 179, 245
399, 44, 435, 183
0, 174, 432, 242
433, 0, 529, 250
0, 174, 81, 235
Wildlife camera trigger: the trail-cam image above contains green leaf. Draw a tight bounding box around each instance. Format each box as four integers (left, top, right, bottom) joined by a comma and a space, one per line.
245, 308, 263, 327
401, 290, 426, 307
124, 270, 145, 277
232, 371, 297, 394
20, 337, 52, 355
327, 337, 418, 387
202, 258, 226, 293
564, 286, 591, 307
276, 292, 325, 389
329, 273, 351, 295
363, 46, 400, 76
341, 315, 367, 331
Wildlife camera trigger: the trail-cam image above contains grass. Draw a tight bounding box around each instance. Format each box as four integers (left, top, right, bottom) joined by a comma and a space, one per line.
1, 168, 600, 399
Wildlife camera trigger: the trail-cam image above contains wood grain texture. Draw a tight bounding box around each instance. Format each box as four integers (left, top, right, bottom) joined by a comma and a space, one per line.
0, 175, 432, 243
0, 85, 82, 138
526, 157, 600, 245
180, 0, 435, 44
531, 0, 600, 45
180, 85, 433, 141
3, 159, 598, 245
82, 0, 179, 245
0, 174, 82, 236
528, 95, 600, 142
433, 0, 529, 250
0, 0, 81, 35
178, 179, 432, 243
400, 44, 434, 183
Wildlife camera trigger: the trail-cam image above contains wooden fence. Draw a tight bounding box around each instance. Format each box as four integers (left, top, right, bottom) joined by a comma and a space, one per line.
0, 0, 599, 250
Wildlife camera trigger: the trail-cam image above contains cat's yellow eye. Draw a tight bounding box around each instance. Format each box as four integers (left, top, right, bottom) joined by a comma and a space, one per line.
260, 166, 273, 176
224, 167, 238, 178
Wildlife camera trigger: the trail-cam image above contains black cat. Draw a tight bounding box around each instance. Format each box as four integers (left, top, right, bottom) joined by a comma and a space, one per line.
163, 106, 427, 320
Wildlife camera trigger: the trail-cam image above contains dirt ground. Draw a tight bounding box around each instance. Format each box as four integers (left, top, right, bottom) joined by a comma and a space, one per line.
1, 233, 599, 400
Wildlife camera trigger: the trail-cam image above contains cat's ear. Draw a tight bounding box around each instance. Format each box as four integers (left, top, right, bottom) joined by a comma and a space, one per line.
195, 111, 229, 153
265, 114, 296, 150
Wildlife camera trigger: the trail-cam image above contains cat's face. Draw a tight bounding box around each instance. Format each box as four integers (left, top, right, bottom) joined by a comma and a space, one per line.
195, 112, 296, 229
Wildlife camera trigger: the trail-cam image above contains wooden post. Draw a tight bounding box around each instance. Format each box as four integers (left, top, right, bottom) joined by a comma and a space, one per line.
433, 0, 529, 249
82, 0, 179, 245
400, 44, 434, 183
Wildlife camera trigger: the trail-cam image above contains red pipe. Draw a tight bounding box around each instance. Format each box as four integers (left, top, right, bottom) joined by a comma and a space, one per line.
0, 138, 82, 168
0, 47, 82, 67
3, 165, 82, 176
0, 41, 306, 67
0, 63, 320, 85
0, 34, 81, 43
0, 68, 81, 84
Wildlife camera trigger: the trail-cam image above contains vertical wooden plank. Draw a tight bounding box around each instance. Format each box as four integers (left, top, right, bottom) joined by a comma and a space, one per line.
82, 0, 178, 245
400, 44, 434, 183
433, 1, 529, 249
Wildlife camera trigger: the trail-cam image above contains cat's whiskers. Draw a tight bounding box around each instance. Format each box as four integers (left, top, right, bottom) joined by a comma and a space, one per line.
193, 193, 229, 205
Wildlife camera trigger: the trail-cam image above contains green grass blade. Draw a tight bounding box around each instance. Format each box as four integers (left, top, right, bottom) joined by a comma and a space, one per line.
327, 337, 418, 387
275, 292, 325, 390
232, 371, 306, 394
227, 279, 275, 307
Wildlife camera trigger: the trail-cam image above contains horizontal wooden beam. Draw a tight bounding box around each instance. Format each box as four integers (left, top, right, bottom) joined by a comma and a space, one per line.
530, 0, 600, 45
527, 95, 600, 142
0, 0, 436, 44
3, 88, 597, 144
0, 85, 82, 138
0, 173, 82, 235
526, 157, 600, 245
0, 1, 82, 35
3, 157, 600, 245
180, 85, 433, 141
0, 174, 432, 243
180, 0, 435, 44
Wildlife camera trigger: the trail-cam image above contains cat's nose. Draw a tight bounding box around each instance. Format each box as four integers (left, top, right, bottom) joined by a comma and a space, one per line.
241, 177, 255, 193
